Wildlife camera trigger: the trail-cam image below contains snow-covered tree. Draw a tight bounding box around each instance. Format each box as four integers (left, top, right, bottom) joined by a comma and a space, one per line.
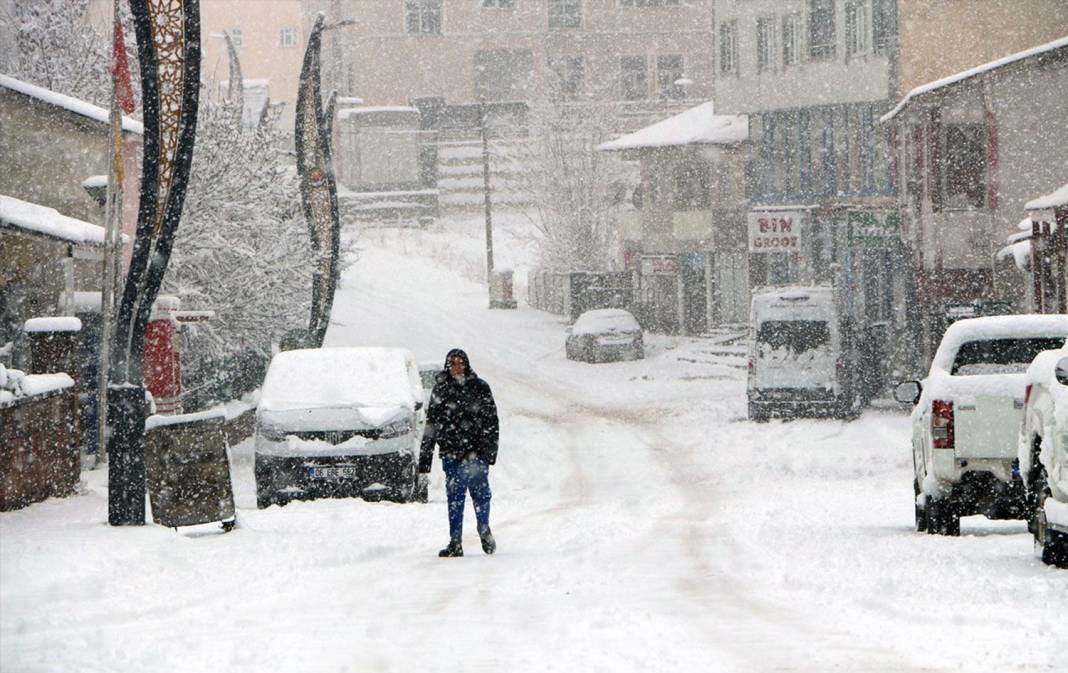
163, 96, 320, 371
0, 0, 135, 107
502, 99, 631, 272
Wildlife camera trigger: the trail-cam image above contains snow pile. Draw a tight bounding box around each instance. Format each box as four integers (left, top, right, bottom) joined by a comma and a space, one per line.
1025, 182, 1068, 211
0, 194, 107, 245
0, 365, 74, 402
22, 316, 81, 333
597, 102, 748, 151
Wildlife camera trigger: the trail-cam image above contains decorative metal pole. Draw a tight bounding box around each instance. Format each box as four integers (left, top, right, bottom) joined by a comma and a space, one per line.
108, 0, 201, 526
295, 14, 349, 347
480, 99, 495, 278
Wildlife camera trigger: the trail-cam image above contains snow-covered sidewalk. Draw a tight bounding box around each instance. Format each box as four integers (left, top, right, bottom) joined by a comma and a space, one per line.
2, 228, 1065, 673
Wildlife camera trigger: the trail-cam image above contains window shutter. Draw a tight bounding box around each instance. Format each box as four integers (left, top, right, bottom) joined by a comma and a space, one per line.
927, 107, 942, 212
984, 108, 999, 210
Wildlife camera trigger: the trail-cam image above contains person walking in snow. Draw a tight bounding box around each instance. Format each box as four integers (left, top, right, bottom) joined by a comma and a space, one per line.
418, 348, 499, 557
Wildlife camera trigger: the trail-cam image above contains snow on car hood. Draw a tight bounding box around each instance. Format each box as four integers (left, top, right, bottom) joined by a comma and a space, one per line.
257, 347, 417, 429
257, 405, 410, 432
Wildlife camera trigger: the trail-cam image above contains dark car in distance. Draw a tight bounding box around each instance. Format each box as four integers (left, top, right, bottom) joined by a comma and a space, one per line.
566, 309, 644, 363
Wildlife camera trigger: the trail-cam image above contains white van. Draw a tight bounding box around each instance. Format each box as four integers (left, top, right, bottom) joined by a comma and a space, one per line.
747, 286, 856, 421
254, 347, 427, 508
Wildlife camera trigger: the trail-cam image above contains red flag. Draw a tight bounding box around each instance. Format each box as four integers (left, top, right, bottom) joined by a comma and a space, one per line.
113, 22, 136, 114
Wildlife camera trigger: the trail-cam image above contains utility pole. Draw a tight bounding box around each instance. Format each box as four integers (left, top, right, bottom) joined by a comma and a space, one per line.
480, 99, 495, 278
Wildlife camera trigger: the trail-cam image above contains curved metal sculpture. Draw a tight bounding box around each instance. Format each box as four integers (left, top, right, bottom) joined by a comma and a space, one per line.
295, 14, 341, 347
109, 0, 201, 525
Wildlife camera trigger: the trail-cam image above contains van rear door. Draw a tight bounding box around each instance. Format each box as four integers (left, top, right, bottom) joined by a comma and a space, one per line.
754, 319, 836, 392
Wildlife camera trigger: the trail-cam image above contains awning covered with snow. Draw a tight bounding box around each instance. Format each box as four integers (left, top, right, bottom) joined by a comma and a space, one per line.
0, 194, 107, 246
1025, 183, 1068, 211
597, 102, 748, 152
0, 74, 144, 135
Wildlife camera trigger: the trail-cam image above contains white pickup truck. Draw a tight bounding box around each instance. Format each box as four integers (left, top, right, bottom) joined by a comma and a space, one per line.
894, 315, 1068, 536
1019, 346, 1068, 567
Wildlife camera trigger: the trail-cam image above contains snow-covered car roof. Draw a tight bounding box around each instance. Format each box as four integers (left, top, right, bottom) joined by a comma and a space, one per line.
931, 315, 1068, 373
259, 347, 419, 414
572, 309, 640, 336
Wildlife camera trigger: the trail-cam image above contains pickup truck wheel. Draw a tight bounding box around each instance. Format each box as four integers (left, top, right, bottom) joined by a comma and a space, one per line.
1032, 466, 1068, 568
927, 496, 960, 536
748, 402, 769, 423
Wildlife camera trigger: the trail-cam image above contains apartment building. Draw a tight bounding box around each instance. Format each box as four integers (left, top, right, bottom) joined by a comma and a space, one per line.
312, 0, 713, 124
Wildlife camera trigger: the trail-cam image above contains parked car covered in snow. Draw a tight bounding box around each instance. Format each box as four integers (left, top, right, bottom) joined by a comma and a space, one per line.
747, 286, 857, 421
565, 309, 644, 363
254, 347, 427, 508
1018, 345, 1068, 567
894, 315, 1068, 536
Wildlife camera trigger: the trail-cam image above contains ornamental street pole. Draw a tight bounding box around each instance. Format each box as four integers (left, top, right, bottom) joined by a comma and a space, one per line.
108, 0, 201, 526
480, 99, 495, 279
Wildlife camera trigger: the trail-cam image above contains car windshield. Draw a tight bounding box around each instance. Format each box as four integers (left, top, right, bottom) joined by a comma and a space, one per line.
757, 320, 830, 354
951, 337, 1066, 375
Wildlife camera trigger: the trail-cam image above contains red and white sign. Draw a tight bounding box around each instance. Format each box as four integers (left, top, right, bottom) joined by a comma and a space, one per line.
639, 254, 679, 275
747, 212, 805, 253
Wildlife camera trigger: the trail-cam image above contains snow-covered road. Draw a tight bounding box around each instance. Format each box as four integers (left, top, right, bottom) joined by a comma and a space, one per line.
2, 227, 1065, 673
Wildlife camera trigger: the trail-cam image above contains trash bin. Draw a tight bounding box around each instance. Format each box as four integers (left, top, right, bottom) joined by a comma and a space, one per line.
145, 410, 236, 530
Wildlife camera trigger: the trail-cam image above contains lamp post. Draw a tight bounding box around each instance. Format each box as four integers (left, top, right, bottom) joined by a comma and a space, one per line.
480, 98, 495, 279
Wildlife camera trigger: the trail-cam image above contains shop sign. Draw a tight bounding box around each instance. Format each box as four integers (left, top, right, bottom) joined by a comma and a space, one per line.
848, 210, 900, 246
748, 212, 805, 253
640, 254, 679, 275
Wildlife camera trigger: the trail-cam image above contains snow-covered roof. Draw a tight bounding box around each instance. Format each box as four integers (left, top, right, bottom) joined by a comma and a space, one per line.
0, 74, 144, 135
597, 102, 748, 152
0, 194, 106, 246
881, 36, 1068, 123
1025, 183, 1068, 211
337, 106, 419, 120
23, 317, 82, 333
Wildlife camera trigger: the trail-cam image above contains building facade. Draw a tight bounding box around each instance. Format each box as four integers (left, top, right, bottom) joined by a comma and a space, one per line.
883, 38, 1068, 365
312, 0, 713, 124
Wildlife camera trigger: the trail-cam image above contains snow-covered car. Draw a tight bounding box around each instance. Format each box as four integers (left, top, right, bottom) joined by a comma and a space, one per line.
1018, 346, 1068, 567
894, 315, 1068, 536
747, 286, 856, 421
254, 347, 427, 508
565, 309, 644, 363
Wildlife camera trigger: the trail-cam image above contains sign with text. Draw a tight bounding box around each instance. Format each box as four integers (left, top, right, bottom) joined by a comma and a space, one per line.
847, 210, 901, 247
748, 212, 805, 253
639, 254, 680, 275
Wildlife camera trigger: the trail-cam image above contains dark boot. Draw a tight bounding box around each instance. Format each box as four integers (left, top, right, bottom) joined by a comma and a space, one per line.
479, 527, 496, 555
438, 541, 463, 558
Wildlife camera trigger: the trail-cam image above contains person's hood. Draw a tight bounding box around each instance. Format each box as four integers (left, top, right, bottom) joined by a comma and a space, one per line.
443, 348, 475, 378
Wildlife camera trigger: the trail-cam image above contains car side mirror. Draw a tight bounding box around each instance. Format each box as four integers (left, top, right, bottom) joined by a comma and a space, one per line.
415, 401, 424, 411
1056, 357, 1068, 386
894, 380, 922, 405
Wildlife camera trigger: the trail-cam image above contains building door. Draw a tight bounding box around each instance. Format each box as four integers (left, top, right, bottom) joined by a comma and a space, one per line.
715, 251, 749, 324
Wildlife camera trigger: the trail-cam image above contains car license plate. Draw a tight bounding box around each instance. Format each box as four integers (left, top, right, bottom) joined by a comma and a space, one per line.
309, 466, 359, 480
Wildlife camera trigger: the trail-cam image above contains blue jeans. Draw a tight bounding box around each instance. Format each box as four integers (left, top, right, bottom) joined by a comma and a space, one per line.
442, 456, 491, 543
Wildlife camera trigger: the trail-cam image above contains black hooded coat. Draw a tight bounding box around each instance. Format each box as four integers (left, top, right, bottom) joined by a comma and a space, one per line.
418, 349, 499, 473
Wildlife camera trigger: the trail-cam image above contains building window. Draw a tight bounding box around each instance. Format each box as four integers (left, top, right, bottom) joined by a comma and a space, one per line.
656, 55, 685, 100
872, 0, 894, 55
719, 21, 738, 75
845, 1, 870, 59
621, 0, 679, 6
943, 123, 986, 209
782, 13, 803, 66
482, 0, 514, 6
228, 28, 243, 48
405, 0, 442, 35
279, 27, 297, 48
548, 0, 582, 30
808, 0, 835, 61
674, 166, 711, 211
621, 55, 648, 101
550, 55, 585, 100
756, 17, 776, 73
